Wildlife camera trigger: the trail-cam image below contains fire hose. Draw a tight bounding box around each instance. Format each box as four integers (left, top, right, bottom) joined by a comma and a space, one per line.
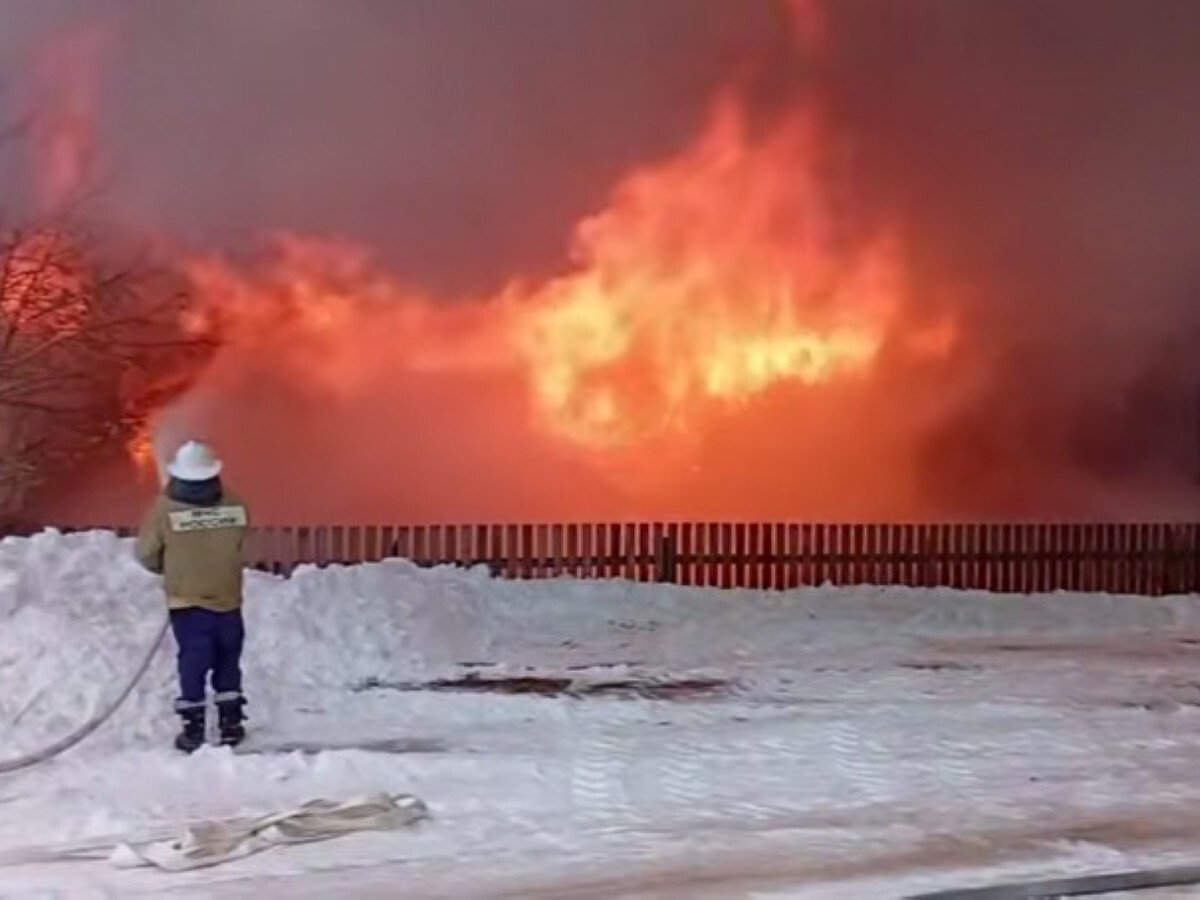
0, 617, 170, 775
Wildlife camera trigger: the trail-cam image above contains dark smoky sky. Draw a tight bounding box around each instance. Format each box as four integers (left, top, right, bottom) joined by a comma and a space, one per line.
811, 0, 1200, 514
3, 0, 1199, 519
0, 0, 788, 295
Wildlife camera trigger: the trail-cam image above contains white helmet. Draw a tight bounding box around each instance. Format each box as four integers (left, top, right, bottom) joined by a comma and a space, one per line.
166, 440, 223, 482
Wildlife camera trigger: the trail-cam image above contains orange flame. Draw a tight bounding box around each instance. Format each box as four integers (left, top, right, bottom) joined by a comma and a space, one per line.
510, 95, 901, 448
126, 424, 156, 481
170, 93, 944, 469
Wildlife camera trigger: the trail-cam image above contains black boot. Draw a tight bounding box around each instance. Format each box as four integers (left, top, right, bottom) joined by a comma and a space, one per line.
174, 705, 206, 754
216, 694, 247, 747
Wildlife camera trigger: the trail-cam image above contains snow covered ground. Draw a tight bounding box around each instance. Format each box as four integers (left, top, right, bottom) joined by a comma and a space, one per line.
4, 529, 1200, 898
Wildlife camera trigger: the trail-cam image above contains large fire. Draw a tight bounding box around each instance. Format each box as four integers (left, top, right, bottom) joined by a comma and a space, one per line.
160, 93, 949, 473
513, 95, 902, 448
13, 1, 963, 520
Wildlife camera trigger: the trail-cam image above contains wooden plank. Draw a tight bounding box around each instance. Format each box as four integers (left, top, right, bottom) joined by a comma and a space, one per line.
637, 523, 649, 582
785, 524, 798, 587
1028, 524, 1044, 593
936, 524, 952, 589
637, 521, 649, 581
961, 523, 974, 589
1062, 523, 1077, 591
828, 524, 843, 585
565, 524, 579, 578
711, 522, 724, 588
691, 523, 706, 587
991, 524, 1005, 593
744, 523, 758, 589
786, 522, 800, 590
676, 522, 692, 586
979, 523, 991, 590
1004, 524, 1017, 594
1154, 522, 1170, 596
1085, 523, 1102, 593
1046, 523, 1060, 592
594, 523, 609, 579
498, 524, 514, 578
1125, 523, 1140, 595
376, 525, 393, 561
547, 523, 560, 577
1100, 522, 1116, 594
592, 523, 607, 580
732, 523, 747, 588
873, 523, 885, 586
859, 523, 872, 585
808, 524, 822, 586
965, 524, 978, 590
764, 523, 779, 590
891, 524, 906, 587
580, 523, 595, 579
470, 524, 486, 572
531, 523, 545, 578
255, 526, 271, 572
1185, 524, 1200, 594
920, 523, 934, 588
878, 523, 891, 587
295, 526, 311, 570
285, 526, 301, 574
1130, 523, 1146, 595
661, 522, 678, 584
364, 525, 380, 563
843, 524, 857, 585
1031, 524, 1047, 593
310, 525, 326, 567
514, 524, 529, 579
412, 525, 427, 566
265, 526, 280, 574
433, 524, 448, 567
1069, 523, 1085, 592
249, 526, 269, 573
1007, 523, 1021, 594
797, 523, 811, 587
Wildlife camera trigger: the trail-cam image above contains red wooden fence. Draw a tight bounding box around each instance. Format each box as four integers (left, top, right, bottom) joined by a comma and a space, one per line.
102, 521, 1200, 596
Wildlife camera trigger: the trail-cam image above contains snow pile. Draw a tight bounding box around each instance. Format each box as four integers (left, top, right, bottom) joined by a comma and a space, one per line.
3, 527, 1200, 763
2, 528, 1200, 897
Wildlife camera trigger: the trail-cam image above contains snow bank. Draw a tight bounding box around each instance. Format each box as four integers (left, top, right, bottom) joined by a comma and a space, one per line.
3, 528, 1200, 897
2, 527, 1198, 762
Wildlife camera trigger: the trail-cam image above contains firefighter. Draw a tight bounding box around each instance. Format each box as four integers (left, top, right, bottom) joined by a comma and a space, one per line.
134, 440, 251, 752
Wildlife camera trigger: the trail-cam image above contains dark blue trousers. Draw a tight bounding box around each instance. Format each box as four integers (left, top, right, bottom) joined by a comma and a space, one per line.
169, 607, 245, 712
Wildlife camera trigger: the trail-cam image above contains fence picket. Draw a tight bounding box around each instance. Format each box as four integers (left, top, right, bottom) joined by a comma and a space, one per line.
60, 519, 1200, 597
